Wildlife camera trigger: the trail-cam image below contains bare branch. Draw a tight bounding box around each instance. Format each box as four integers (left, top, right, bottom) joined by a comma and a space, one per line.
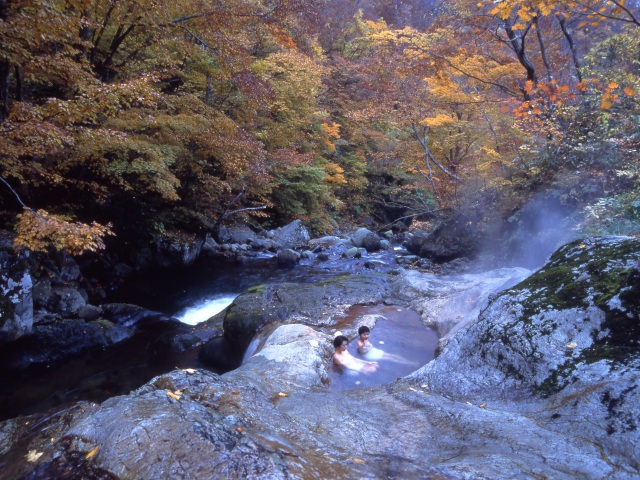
0, 175, 27, 208
221, 205, 268, 220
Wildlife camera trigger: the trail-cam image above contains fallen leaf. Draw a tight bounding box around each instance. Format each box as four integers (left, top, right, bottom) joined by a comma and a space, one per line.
26, 450, 43, 462
86, 446, 99, 459
231, 390, 240, 395
409, 387, 418, 392
175, 390, 183, 395
236, 427, 244, 433
466, 402, 473, 406
179, 368, 197, 374
479, 404, 487, 408
277, 392, 289, 397
353, 458, 366, 464
166, 391, 181, 401
308, 340, 319, 347
579, 244, 586, 248
420, 384, 428, 389
566, 342, 578, 350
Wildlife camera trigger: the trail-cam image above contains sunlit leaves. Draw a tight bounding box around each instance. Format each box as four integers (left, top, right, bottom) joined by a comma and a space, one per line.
324, 162, 347, 185
14, 208, 114, 255
25, 450, 43, 463
256, 50, 328, 151
420, 114, 455, 128
482, 0, 640, 30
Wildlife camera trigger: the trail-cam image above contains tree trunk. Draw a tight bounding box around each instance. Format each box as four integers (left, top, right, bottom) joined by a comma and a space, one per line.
0, 60, 10, 123
503, 19, 537, 98
14, 65, 21, 101
557, 15, 582, 82
533, 16, 553, 83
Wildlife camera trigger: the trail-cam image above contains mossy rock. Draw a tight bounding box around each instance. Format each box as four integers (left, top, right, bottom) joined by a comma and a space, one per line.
504, 235, 640, 391
427, 235, 640, 402
222, 274, 392, 351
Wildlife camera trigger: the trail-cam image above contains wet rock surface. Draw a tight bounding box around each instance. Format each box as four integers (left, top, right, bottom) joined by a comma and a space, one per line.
1, 236, 639, 479
198, 274, 392, 372
421, 236, 640, 474
0, 236, 33, 342
404, 210, 483, 261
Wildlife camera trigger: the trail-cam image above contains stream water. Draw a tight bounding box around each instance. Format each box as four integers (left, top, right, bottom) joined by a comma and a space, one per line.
2, 248, 419, 421
107, 250, 405, 324
1, 244, 533, 423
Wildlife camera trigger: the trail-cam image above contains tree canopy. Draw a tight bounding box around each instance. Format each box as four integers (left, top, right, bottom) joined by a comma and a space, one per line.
1, 0, 638, 255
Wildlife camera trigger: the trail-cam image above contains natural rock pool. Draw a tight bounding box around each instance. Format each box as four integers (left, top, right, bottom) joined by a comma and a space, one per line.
3, 237, 639, 479
328, 304, 438, 390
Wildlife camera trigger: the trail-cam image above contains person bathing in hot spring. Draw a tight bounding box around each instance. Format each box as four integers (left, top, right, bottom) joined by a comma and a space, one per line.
333, 335, 378, 374
357, 325, 413, 364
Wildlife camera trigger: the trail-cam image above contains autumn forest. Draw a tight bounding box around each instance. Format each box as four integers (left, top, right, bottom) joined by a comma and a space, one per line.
1, 0, 639, 257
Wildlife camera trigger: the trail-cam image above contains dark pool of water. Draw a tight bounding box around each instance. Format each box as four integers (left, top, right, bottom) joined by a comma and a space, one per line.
0, 324, 209, 422
328, 305, 438, 391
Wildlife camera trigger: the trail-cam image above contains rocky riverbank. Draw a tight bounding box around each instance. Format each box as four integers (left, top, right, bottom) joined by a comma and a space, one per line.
1, 235, 638, 479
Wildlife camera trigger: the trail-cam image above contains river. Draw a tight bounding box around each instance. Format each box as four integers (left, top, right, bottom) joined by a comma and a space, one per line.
1, 247, 412, 420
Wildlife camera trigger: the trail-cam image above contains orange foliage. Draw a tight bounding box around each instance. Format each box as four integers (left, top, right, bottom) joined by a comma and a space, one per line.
14, 208, 114, 255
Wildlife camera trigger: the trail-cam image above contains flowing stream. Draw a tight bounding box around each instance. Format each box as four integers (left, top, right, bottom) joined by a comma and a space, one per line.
1, 247, 528, 422
1, 249, 407, 420
107, 249, 405, 323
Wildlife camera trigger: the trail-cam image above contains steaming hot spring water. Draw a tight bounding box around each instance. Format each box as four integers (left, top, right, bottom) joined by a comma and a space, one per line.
326, 304, 438, 390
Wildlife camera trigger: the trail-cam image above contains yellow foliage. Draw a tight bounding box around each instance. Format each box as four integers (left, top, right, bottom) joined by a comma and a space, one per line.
600, 89, 617, 110
325, 163, 347, 185
420, 114, 455, 128
492, 2, 514, 19
480, 146, 501, 158
517, 6, 531, 21
14, 208, 114, 256
166, 391, 181, 401
85, 446, 99, 459
319, 120, 341, 151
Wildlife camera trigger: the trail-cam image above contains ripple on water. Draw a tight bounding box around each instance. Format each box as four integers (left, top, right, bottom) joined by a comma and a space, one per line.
328, 305, 438, 391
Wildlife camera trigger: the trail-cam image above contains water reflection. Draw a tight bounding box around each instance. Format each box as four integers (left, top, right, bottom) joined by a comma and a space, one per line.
329, 305, 438, 391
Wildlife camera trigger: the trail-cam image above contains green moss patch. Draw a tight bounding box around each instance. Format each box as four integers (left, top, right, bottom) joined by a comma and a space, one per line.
494, 237, 640, 396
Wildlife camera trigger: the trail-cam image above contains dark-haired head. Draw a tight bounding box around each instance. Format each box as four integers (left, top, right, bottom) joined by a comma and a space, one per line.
358, 325, 370, 335
333, 335, 349, 349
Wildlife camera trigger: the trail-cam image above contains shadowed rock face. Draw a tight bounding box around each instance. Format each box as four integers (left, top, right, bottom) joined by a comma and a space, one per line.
0, 235, 33, 342
1, 237, 639, 479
